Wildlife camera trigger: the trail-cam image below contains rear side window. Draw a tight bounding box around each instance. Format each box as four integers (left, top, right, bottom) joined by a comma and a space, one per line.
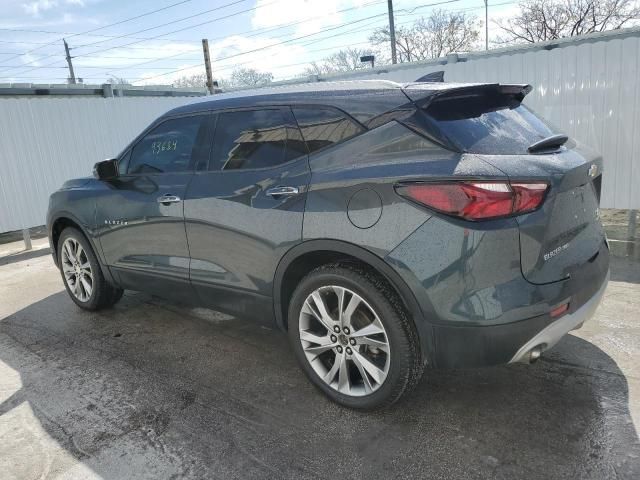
128, 115, 209, 174
425, 94, 557, 155
292, 107, 364, 154
210, 109, 297, 171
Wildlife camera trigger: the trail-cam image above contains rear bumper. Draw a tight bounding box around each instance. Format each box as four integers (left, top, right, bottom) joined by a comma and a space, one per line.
509, 269, 609, 363
425, 269, 609, 368
386, 215, 610, 368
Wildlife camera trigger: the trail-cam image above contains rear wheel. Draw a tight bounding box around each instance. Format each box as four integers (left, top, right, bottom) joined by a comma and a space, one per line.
288, 263, 423, 410
58, 227, 123, 311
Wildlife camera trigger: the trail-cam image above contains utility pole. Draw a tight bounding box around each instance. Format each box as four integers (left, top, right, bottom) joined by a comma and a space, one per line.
484, 0, 489, 50
202, 39, 214, 95
63, 39, 76, 84
387, 0, 397, 64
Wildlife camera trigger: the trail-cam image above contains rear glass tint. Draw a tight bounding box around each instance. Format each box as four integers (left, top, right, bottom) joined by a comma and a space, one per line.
425, 94, 558, 154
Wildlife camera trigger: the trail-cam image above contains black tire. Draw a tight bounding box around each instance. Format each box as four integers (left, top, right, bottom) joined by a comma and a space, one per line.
288, 263, 424, 410
57, 227, 124, 311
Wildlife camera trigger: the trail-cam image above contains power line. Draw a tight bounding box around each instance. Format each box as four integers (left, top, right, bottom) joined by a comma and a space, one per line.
2, 0, 455, 79
1, 0, 275, 77
133, 0, 500, 83
6, 0, 444, 82
0, 0, 201, 70
88, 0, 388, 73
72, 0, 282, 58
129, 12, 392, 83
72, 0, 252, 50
2, 0, 516, 83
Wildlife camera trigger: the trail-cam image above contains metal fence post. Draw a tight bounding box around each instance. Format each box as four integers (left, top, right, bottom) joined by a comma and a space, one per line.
22, 229, 32, 250
629, 209, 638, 240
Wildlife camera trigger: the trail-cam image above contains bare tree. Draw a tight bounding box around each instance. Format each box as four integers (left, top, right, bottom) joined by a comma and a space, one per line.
304, 47, 380, 75
497, 0, 640, 44
229, 68, 273, 87
370, 9, 480, 62
107, 76, 130, 85
173, 68, 272, 90
173, 73, 207, 89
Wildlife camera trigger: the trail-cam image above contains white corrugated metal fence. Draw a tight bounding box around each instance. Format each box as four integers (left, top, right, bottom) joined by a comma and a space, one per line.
1, 27, 639, 233
326, 27, 640, 210
0, 96, 190, 233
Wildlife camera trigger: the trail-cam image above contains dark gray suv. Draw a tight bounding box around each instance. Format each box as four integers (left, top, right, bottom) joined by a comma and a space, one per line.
47, 80, 609, 409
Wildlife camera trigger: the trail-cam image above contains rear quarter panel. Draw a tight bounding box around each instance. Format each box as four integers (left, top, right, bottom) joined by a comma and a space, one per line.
302, 122, 507, 255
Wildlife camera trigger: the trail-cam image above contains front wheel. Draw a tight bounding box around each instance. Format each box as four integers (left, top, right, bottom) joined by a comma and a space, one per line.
288, 263, 424, 410
58, 227, 123, 311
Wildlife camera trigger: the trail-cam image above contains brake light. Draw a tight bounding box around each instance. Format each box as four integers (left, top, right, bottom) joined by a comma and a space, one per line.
396, 181, 548, 221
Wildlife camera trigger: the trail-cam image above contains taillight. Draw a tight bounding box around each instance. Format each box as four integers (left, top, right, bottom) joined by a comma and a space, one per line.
395, 181, 548, 221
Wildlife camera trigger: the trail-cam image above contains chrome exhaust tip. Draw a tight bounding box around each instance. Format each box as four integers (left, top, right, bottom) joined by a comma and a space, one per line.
529, 345, 543, 363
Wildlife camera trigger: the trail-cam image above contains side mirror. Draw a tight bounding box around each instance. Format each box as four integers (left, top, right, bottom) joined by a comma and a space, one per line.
93, 158, 119, 181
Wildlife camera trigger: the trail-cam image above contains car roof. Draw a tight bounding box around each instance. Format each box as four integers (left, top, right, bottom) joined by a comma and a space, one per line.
164, 80, 408, 123
163, 79, 512, 124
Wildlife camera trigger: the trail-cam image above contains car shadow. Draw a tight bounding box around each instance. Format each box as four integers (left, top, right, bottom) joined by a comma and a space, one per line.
0, 247, 51, 266
0, 291, 638, 479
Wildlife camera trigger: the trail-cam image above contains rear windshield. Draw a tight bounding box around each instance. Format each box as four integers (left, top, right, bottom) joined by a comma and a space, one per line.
425, 93, 558, 154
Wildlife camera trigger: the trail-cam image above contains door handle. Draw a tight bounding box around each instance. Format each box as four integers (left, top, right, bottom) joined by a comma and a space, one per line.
266, 186, 299, 198
157, 194, 181, 205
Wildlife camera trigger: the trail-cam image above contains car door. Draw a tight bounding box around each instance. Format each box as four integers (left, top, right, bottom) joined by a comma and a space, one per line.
96, 113, 212, 303
183, 107, 310, 324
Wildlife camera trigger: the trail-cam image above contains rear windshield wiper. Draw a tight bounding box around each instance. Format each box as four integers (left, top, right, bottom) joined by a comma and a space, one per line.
528, 134, 568, 153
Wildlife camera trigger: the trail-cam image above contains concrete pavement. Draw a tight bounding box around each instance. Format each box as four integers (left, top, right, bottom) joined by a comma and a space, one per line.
0, 246, 639, 479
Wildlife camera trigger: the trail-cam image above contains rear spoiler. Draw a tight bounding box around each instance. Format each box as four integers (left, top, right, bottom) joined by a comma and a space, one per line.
414, 71, 445, 82
402, 83, 533, 108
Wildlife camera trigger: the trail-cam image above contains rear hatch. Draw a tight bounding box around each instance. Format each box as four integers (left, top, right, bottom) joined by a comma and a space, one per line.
405, 83, 606, 284
482, 147, 605, 284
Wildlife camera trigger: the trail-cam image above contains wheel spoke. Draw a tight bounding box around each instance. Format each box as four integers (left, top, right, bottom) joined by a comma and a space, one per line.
342, 293, 361, 327
350, 320, 385, 339
80, 276, 92, 297
323, 353, 341, 384
300, 330, 335, 356
73, 276, 81, 297
352, 350, 385, 385
64, 242, 76, 263
351, 354, 374, 394
309, 291, 334, 330
356, 336, 389, 353
337, 353, 351, 394
333, 286, 345, 326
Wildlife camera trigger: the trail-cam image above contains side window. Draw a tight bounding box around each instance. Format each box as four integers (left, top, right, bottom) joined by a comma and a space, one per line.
128, 115, 209, 174
292, 107, 364, 154
210, 109, 293, 171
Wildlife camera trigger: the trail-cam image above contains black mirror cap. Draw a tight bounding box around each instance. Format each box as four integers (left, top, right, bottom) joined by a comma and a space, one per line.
93, 158, 119, 181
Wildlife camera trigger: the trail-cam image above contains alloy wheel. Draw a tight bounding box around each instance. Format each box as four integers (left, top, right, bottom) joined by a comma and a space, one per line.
61, 237, 93, 302
298, 285, 391, 397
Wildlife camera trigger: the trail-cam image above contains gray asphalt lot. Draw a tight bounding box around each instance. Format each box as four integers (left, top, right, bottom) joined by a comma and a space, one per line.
0, 241, 639, 479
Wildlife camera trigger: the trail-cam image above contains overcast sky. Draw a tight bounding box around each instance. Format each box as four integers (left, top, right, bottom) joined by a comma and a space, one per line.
0, 0, 518, 86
